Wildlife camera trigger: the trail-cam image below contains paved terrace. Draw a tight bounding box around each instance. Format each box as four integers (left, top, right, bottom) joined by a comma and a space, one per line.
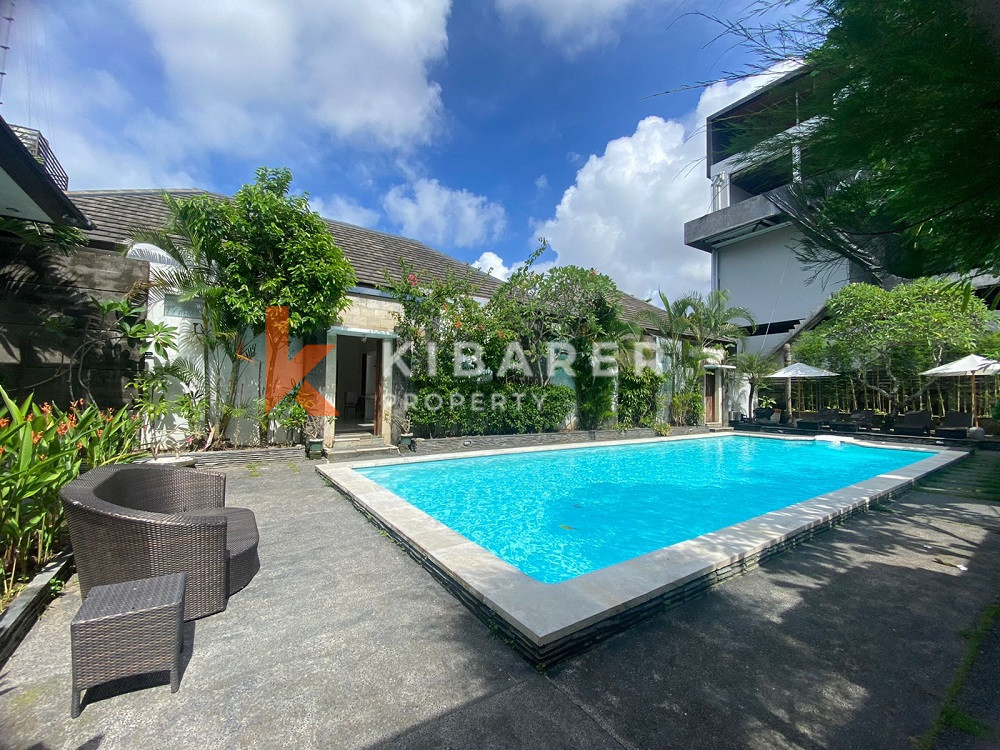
1, 453, 999, 750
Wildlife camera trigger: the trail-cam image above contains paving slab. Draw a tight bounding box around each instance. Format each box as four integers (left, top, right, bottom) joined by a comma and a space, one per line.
0, 456, 998, 750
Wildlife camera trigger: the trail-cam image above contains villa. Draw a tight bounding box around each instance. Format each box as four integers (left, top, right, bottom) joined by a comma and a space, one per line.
2, 182, 730, 451
2, 29, 999, 747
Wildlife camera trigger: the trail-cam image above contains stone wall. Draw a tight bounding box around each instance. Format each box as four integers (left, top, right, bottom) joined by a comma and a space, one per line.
338, 294, 402, 333
408, 425, 710, 456
0, 243, 149, 406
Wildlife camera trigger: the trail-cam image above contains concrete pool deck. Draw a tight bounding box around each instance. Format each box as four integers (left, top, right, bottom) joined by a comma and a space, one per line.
317, 433, 969, 664
1, 452, 998, 748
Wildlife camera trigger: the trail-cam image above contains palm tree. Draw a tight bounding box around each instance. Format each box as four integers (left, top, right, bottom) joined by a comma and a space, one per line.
731, 349, 780, 417
645, 292, 702, 397
128, 193, 237, 447
686, 290, 756, 351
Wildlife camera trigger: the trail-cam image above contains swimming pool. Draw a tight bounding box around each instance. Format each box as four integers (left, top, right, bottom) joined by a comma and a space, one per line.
357, 435, 930, 584
319, 433, 965, 665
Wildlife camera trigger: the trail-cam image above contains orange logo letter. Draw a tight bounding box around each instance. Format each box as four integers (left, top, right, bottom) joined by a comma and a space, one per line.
264, 306, 337, 416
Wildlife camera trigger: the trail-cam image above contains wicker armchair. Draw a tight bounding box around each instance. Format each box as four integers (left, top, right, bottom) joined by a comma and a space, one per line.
60, 464, 260, 620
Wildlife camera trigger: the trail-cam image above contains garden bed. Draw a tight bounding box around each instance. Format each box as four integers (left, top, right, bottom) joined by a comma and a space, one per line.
0, 553, 74, 669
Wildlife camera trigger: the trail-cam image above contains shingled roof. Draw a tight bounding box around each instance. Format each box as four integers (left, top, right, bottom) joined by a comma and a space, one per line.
67, 188, 664, 330
68, 188, 502, 296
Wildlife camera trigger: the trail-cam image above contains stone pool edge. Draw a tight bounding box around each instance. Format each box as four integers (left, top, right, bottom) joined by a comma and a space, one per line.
316, 434, 969, 666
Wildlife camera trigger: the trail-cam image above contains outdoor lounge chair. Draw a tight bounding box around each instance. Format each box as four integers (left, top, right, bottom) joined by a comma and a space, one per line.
60, 464, 260, 620
831, 409, 874, 432
852, 409, 877, 430
794, 412, 823, 430
754, 408, 776, 424
893, 410, 932, 436
830, 418, 859, 433
932, 411, 983, 439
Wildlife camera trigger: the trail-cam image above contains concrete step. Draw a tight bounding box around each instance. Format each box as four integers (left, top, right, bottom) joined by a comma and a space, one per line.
326, 444, 400, 462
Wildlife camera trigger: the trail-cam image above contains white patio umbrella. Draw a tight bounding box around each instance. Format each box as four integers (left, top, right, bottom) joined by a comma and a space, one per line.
920, 354, 1000, 426
766, 363, 839, 418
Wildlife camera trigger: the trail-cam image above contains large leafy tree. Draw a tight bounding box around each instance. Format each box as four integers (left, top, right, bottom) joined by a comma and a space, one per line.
131, 167, 356, 447
222, 167, 356, 335
489, 250, 633, 429
792, 279, 995, 411
715, 0, 1000, 280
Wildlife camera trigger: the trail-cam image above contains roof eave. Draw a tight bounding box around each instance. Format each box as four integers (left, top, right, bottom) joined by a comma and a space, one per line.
0, 117, 93, 229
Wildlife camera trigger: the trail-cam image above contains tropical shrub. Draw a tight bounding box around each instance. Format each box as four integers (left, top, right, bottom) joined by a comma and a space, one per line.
617, 368, 665, 428
0, 387, 142, 607
406, 383, 574, 437
670, 391, 704, 426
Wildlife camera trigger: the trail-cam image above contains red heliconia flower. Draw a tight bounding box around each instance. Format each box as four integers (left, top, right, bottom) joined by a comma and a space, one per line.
57, 422, 70, 436
0, 418, 9, 429
32, 432, 42, 444
40, 402, 52, 415
96, 429, 103, 438
454, 320, 462, 329
407, 273, 418, 287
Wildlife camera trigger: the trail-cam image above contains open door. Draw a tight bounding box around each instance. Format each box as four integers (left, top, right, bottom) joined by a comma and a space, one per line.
362, 347, 383, 436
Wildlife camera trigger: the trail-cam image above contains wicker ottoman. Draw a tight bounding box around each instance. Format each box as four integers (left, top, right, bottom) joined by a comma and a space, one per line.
71, 573, 186, 718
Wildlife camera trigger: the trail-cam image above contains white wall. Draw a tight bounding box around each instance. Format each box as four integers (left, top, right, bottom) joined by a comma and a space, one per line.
716, 224, 849, 331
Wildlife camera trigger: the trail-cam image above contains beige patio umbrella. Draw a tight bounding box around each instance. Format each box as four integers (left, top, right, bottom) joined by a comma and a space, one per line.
767, 363, 839, 419
920, 354, 1000, 426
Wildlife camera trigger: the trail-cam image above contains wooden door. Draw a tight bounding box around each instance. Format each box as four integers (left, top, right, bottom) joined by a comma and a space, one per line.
704, 371, 716, 423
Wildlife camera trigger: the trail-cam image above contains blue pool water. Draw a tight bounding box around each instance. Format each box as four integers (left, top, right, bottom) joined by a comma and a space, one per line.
357, 436, 931, 583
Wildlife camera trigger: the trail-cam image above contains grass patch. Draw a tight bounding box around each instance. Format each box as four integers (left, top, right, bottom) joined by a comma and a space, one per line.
916, 599, 1000, 749
246, 462, 262, 478
940, 705, 993, 737
288, 462, 300, 474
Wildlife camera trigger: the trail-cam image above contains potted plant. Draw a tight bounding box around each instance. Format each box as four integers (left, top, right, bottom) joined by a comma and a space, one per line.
396, 412, 415, 452
304, 415, 325, 459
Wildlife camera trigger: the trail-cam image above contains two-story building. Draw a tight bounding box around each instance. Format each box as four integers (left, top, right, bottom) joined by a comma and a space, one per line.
682, 68, 856, 354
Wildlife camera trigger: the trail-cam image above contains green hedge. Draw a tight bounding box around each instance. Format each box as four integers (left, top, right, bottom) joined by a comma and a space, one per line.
617, 368, 665, 428
407, 382, 575, 437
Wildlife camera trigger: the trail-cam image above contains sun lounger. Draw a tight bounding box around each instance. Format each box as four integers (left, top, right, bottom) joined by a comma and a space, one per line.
794, 411, 823, 430
894, 410, 932, 436
933, 411, 975, 439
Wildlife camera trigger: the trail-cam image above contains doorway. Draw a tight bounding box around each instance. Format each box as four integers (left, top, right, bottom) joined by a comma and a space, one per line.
334, 335, 383, 436
704, 371, 717, 424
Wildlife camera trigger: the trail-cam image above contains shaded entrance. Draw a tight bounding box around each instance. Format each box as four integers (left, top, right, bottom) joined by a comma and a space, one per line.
704, 371, 717, 423
334, 335, 382, 436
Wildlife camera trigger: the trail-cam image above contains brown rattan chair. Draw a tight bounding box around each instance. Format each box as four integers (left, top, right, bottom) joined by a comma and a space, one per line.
60, 464, 260, 620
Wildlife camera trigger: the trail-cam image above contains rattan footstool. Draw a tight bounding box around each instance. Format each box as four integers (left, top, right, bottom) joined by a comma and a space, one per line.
71, 573, 186, 718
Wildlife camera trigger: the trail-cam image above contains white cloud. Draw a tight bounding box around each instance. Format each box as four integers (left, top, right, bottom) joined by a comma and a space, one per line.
535, 69, 793, 304
129, 0, 451, 152
472, 251, 513, 280
2, 2, 452, 192
383, 178, 507, 248
496, 0, 644, 55
309, 195, 380, 228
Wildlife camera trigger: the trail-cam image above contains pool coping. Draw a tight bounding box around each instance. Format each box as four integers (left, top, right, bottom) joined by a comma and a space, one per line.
316, 432, 970, 665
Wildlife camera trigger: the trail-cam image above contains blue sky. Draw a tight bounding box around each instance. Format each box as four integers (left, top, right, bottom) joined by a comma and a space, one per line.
2, 0, 789, 302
